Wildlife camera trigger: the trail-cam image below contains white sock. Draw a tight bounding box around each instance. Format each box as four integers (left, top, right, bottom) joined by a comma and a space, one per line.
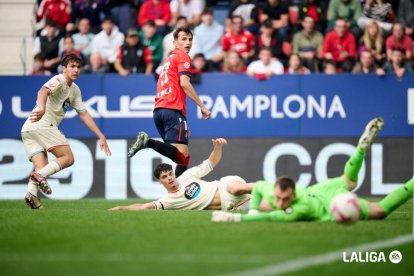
37, 160, 61, 177
28, 180, 39, 196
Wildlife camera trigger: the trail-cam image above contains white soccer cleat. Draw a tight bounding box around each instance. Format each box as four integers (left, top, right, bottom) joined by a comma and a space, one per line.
30, 172, 52, 195
211, 211, 241, 222
127, 131, 149, 158
24, 192, 43, 209
358, 117, 384, 152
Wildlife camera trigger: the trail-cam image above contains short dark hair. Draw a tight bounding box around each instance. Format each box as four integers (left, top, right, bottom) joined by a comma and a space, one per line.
144, 20, 156, 27
202, 8, 214, 16
275, 176, 296, 191
392, 47, 404, 53
61, 53, 82, 67
193, 53, 205, 60
154, 163, 173, 179
102, 15, 113, 24
173, 26, 193, 40
231, 15, 243, 23
262, 18, 273, 29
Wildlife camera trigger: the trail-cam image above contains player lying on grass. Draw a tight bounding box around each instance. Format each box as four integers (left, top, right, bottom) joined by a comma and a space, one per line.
110, 138, 252, 211
212, 117, 413, 223
22, 54, 111, 209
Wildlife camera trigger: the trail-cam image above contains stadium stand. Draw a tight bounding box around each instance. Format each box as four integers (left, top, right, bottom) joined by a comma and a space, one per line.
0, 0, 35, 75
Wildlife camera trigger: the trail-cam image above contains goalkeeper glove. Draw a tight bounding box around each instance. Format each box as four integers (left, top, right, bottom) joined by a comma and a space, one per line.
211, 211, 242, 222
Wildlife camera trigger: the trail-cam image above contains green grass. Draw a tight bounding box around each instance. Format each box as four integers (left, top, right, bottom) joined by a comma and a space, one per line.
0, 199, 412, 276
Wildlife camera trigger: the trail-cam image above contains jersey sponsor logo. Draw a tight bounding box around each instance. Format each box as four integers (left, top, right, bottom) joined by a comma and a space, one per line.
184, 182, 201, 200
184, 62, 190, 69
62, 98, 70, 112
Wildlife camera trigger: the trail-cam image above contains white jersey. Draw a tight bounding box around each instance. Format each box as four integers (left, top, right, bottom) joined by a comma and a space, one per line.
246, 58, 284, 75
21, 74, 86, 132
153, 160, 219, 210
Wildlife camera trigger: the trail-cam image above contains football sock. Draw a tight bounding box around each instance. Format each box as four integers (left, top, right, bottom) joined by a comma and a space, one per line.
379, 179, 414, 216
28, 180, 39, 196
146, 139, 186, 164
343, 149, 365, 182
37, 160, 61, 177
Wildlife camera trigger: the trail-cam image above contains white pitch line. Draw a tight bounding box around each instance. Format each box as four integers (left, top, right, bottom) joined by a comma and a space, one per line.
222, 234, 414, 276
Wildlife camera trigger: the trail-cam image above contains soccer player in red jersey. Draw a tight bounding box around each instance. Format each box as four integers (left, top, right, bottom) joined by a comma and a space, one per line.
128, 26, 211, 177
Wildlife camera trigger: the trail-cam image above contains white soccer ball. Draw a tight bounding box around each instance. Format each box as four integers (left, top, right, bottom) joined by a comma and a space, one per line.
330, 192, 361, 224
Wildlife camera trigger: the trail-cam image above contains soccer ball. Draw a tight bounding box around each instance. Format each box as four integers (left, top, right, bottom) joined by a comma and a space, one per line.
330, 192, 361, 224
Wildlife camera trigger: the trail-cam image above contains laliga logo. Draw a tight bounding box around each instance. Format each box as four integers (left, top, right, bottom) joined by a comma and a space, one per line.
343, 250, 402, 263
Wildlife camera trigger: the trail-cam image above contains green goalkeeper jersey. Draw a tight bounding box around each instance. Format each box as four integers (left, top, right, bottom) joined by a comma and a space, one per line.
245, 178, 351, 222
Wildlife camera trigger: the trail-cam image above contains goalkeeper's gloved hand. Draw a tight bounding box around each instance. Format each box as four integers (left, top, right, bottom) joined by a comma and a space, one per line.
211, 211, 242, 222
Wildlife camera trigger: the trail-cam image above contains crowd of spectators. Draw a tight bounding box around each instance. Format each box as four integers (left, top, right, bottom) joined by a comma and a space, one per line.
31, 0, 414, 79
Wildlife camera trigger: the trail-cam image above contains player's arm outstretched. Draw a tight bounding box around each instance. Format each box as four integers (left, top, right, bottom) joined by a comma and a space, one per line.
180, 74, 211, 119
208, 138, 227, 168
78, 111, 111, 156
108, 202, 157, 211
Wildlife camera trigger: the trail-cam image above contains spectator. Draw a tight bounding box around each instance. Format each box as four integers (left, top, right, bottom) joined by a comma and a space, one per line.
385, 23, 413, 62
170, 0, 205, 27
382, 48, 413, 79
162, 16, 198, 62
114, 28, 153, 76
323, 60, 337, 74
327, 0, 363, 39
254, 19, 284, 63
358, 21, 385, 66
298, 0, 328, 33
91, 16, 125, 68
68, 0, 107, 34
36, 0, 71, 33
352, 50, 385, 75
31, 53, 52, 75
33, 20, 64, 73
222, 15, 255, 63
357, 0, 393, 35
72, 18, 95, 61
139, 20, 163, 70
138, 0, 171, 36
398, 0, 414, 39
192, 53, 210, 74
194, 8, 224, 70
222, 50, 247, 73
82, 52, 111, 74
259, 0, 290, 40
246, 47, 284, 79
322, 18, 356, 72
226, 0, 259, 34
292, 15, 323, 72
285, 53, 311, 74
60, 36, 86, 64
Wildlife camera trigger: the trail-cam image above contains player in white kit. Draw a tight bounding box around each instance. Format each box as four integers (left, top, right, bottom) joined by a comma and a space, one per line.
109, 138, 252, 211
21, 54, 111, 209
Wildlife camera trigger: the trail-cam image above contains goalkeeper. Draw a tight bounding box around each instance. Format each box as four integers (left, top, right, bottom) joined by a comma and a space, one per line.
212, 117, 413, 223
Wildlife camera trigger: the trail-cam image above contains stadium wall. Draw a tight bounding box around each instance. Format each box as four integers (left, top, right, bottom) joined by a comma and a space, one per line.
0, 74, 413, 198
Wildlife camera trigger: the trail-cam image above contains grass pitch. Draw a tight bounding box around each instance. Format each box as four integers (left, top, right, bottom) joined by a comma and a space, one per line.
0, 199, 412, 276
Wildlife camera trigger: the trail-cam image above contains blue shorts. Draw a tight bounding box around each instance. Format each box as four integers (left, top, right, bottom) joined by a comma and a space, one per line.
153, 108, 189, 145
